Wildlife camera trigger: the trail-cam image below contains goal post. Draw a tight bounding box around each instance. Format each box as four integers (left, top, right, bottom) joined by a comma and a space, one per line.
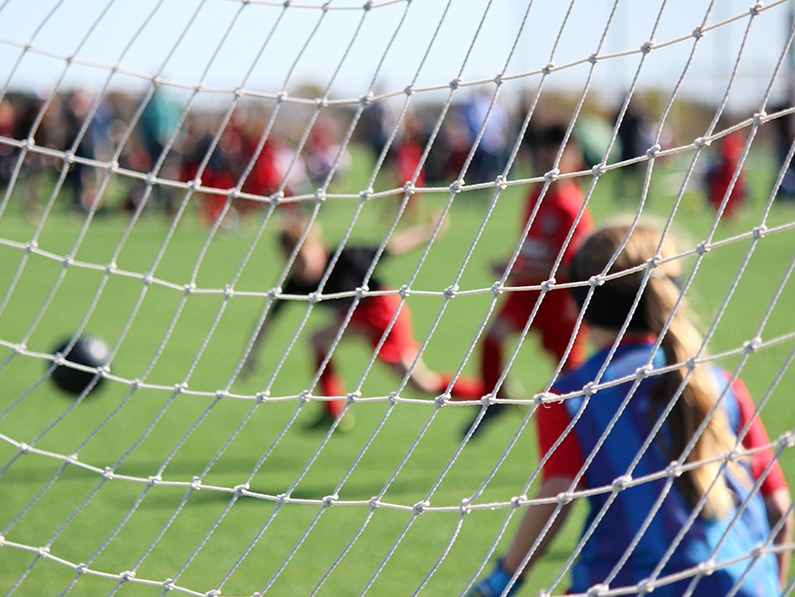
0, 1, 794, 596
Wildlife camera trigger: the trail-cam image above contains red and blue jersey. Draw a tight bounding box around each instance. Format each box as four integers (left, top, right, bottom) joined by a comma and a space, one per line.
537, 338, 786, 596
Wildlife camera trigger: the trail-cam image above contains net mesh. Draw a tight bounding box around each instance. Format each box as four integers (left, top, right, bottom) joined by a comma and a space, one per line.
0, 0, 794, 596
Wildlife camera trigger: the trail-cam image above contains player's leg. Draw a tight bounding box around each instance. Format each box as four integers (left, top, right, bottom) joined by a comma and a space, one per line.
465, 294, 530, 438
309, 324, 349, 427
355, 293, 484, 400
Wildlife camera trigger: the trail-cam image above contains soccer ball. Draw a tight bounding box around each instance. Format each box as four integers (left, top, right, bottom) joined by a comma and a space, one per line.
50, 335, 110, 396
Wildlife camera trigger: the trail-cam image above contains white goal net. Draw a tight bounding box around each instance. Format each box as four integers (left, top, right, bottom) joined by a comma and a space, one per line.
1, 0, 794, 596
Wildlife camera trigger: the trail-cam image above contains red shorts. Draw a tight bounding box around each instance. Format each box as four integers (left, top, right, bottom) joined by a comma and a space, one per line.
345, 293, 418, 364
496, 288, 586, 367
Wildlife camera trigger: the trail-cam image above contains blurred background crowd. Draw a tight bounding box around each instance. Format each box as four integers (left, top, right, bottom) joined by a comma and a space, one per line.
1, 84, 794, 228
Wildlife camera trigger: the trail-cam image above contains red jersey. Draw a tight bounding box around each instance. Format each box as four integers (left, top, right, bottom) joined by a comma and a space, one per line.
514, 183, 592, 284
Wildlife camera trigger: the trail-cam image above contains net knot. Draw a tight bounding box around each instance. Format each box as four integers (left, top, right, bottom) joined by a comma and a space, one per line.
355, 285, 369, 298
191, 476, 202, 490
542, 62, 555, 75
556, 491, 573, 505
543, 168, 559, 182
587, 584, 608, 597
148, 475, 162, 486
224, 284, 235, 298
753, 111, 767, 125
120, 570, 135, 582
541, 278, 556, 291
646, 143, 661, 158
493, 73, 504, 86
749, 2, 764, 16
743, 337, 762, 353
403, 181, 415, 195
636, 364, 653, 379
174, 382, 187, 394
443, 284, 458, 299
163, 578, 175, 591
589, 274, 604, 287
26, 240, 38, 253
434, 394, 448, 408
256, 391, 270, 402
692, 26, 704, 39
460, 498, 472, 514
694, 136, 711, 148
695, 241, 710, 255
399, 285, 410, 298
449, 179, 463, 193
640, 40, 655, 53
494, 175, 507, 190
666, 461, 683, 478
750, 543, 767, 559
38, 545, 50, 557
588, 52, 599, 64
205, 591, 221, 597
66, 453, 79, 466
612, 475, 632, 492
413, 500, 430, 514
591, 163, 605, 176
76, 563, 87, 575
362, 0, 373, 10
359, 187, 373, 201
18, 442, 30, 454
778, 431, 795, 448
752, 225, 767, 239
322, 494, 338, 506
449, 77, 462, 90
388, 391, 399, 405
130, 379, 141, 390
491, 281, 503, 296
404, 85, 414, 96
315, 189, 326, 202
369, 497, 380, 509
347, 390, 361, 402
106, 261, 117, 274
270, 190, 284, 205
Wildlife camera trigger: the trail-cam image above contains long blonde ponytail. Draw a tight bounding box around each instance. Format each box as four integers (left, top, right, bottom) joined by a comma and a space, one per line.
571, 223, 739, 519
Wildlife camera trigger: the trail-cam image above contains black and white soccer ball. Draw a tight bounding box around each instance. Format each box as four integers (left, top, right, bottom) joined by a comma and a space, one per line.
50, 335, 110, 396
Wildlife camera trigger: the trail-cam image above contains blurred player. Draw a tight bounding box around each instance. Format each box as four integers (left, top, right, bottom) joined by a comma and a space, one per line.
464, 125, 593, 438
467, 222, 792, 597
706, 129, 746, 219
241, 215, 484, 431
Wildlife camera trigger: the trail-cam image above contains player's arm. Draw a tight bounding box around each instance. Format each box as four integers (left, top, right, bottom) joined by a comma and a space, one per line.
765, 486, 793, 588
384, 211, 448, 255
732, 378, 793, 587
467, 476, 574, 597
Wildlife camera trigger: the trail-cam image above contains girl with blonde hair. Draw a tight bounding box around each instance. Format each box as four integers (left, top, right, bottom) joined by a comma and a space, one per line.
469, 222, 792, 596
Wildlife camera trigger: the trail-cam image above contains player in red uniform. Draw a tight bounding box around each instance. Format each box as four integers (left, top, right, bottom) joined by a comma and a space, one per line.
465, 125, 593, 438
241, 215, 484, 430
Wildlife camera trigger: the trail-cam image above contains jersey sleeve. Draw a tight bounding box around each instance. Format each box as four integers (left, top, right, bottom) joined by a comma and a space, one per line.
732, 378, 787, 496
536, 396, 584, 482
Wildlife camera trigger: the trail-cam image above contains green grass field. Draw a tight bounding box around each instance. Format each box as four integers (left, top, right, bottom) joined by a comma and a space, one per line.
1, 145, 794, 596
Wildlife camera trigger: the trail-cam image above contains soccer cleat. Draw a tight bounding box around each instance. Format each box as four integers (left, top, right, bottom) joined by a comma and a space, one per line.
461, 403, 510, 440
466, 559, 522, 597
303, 410, 355, 433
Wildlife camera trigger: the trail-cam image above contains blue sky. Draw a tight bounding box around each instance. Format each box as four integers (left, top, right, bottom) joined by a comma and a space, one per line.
0, 0, 792, 111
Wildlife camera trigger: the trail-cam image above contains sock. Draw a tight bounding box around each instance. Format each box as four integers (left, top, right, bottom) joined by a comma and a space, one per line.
314, 352, 346, 417
481, 334, 503, 396
437, 372, 484, 401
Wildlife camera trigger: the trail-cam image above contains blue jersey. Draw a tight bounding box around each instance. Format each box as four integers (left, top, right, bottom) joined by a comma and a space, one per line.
547, 340, 780, 596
